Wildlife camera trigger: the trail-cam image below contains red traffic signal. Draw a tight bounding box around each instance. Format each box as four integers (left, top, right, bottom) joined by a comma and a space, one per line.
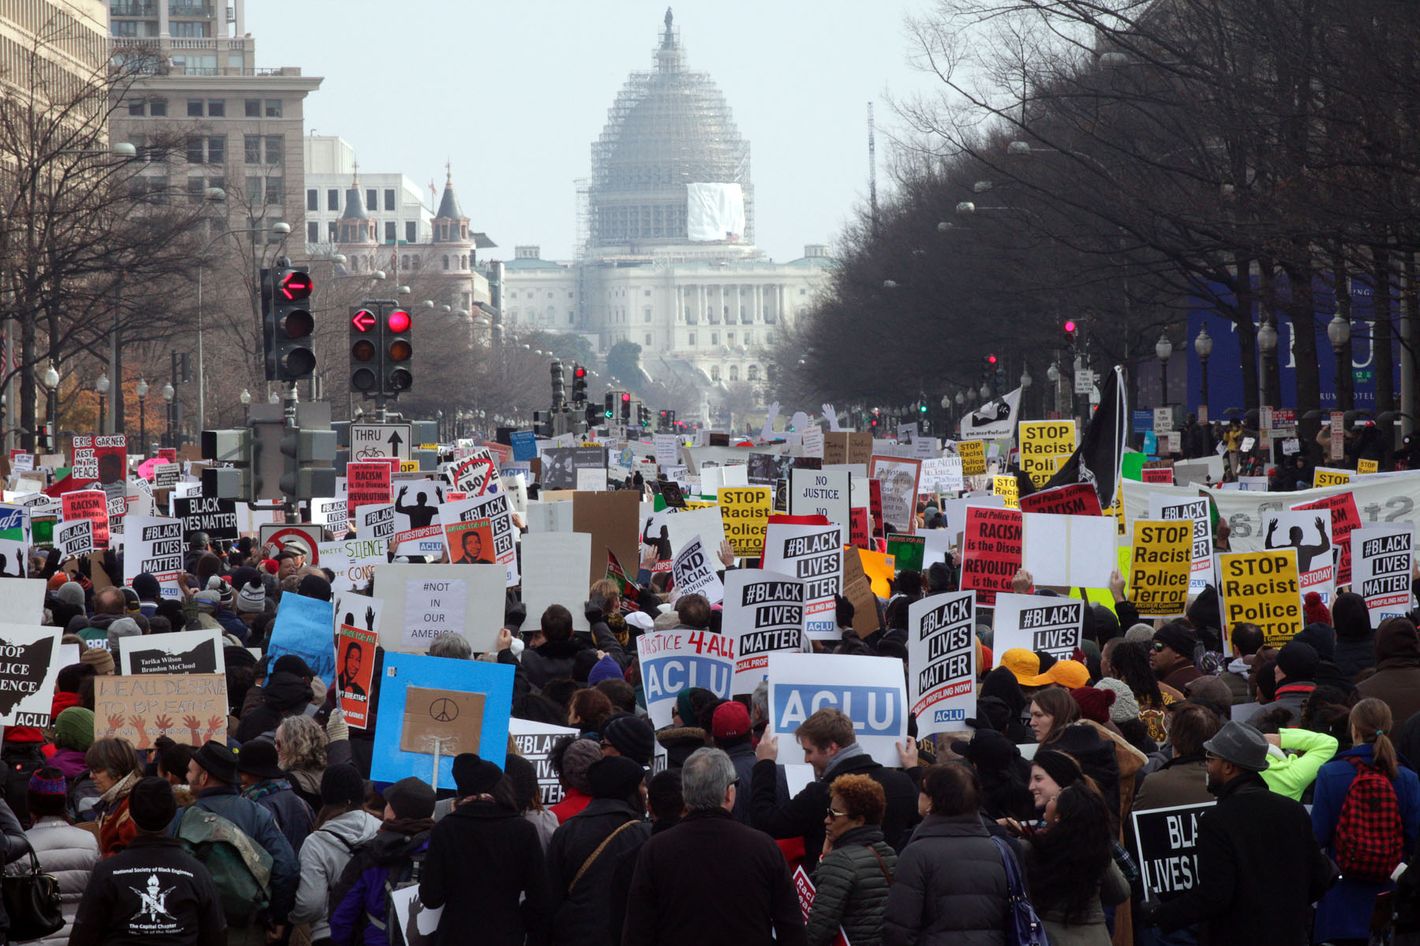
351, 309, 376, 333
621, 393, 631, 402
387, 309, 412, 333
278, 270, 313, 301
1063, 319, 1077, 334
574, 366, 587, 379
987, 353, 998, 365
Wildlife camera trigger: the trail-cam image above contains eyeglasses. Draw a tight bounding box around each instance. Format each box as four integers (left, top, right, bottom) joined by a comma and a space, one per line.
1151, 642, 1166, 652
826, 806, 847, 819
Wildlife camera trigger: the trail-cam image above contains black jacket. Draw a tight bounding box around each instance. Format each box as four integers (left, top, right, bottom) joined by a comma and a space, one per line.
544, 798, 649, 946
418, 800, 551, 946
623, 808, 805, 946
1150, 772, 1335, 946
68, 834, 225, 946
751, 750, 920, 868
520, 638, 598, 691
884, 814, 1013, 946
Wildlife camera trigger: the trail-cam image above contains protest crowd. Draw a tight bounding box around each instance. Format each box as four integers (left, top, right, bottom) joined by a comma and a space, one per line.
5, 376, 1420, 946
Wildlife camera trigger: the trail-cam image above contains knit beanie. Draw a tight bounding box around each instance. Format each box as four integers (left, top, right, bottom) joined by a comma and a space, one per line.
1302, 592, 1331, 628
1093, 678, 1140, 724
236, 581, 266, 614
451, 754, 504, 798
319, 763, 366, 808
130, 573, 162, 602
54, 707, 95, 752
297, 573, 332, 602
587, 655, 622, 687
1124, 623, 1155, 644
383, 777, 435, 820
1032, 748, 1085, 789
1069, 686, 1116, 725
127, 777, 177, 832
602, 713, 656, 766
106, 617, 142, 652
26, 766, 67, 800
80, 647, 114, 675
193, 590, 221, 612
55, 582, 85, 610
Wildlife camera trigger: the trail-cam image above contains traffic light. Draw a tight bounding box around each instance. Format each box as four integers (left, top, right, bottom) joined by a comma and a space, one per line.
349, 306, 379, 397
620, 391, 632, 423
279, 426, 336, 497
918, 402, 928, 414
604, 392, 615, 419
265, 265, 315, 382
637, 405, 651, 429
986, 353, 998, 367
658, 409, 669, 432
550, 360, 565, 409
572, 364, 588, 405
385, 305, 413, 394
200, 428, 250, 499
1063, 319, 1078, 350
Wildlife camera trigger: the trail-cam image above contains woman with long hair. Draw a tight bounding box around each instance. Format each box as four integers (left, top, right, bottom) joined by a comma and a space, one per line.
83, 737, 143, 856
1108, 640, 1173, 743
1028, 687, 1080, 746
1020, 783, 1129, 946
276, 714, 328, 811
1312, 698, 1420, 945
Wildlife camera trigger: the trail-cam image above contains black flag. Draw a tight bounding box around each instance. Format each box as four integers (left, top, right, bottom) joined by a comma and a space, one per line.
1043, 365, 1129, 510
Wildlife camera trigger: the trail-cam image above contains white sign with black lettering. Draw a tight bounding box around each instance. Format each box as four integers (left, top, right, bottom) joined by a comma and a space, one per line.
671, 535, 723, 605
991, 592, 1084, 660
789, 468, 850, 530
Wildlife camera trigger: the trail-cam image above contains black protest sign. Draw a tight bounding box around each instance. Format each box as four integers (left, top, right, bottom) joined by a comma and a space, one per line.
0, 623, 61, 727
174, 495, 238, 540
1131, 802, 1215, 902
509, 720, 580, 805
119, 628, 225, 676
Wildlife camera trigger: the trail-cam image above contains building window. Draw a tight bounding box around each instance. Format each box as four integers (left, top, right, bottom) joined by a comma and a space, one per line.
264, 99, 282, 118
711, 332, 719, 346
568, 313, 576, 326
306, 189, 317, 212
730, 365, 740, 382
243, 135, 260, 164
405, 221, 416, 243
186, 176, 206, 201
727, 331, 735, 345
244, 98, 260, 118
206, 135, 225, 164
366, 189, 376, 211
207, 99, 224, 117
186, 99, 203, 117
688, 332, 696, 347
509, 291, 517, 299
748, 365, 759, 381
710, 365, 720, 381
643, 307, 652, 323
644, 289, 651, 297
185, 136, 204, 164
265, 179, 283, 205
385, 221, 396, 243
442, 256, 449, 271
384, 189, 395, 211
307, 221, 319, 244
264, 136, 282, 165
149, 99, 167, 116
127, 100, 145, 116
460, 255, 468, 269
645, 333, 652, 345
245, 176, 261, 202
327, 221, 338, 241
327, 189, 339, 211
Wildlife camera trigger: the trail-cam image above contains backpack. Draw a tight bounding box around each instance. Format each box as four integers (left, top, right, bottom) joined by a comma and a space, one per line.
176, 805, 274, 927
1333, 758, 1405, 884
365, 831, 432, 946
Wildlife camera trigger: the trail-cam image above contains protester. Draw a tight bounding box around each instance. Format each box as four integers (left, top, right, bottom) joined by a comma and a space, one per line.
1133, 702, 1219, 813
1358, 618, 1420, 729
236, 739, 314, 853
710, 700, 758, 823
290, 764, 380, 946
23, 766, 98, 946
1331, 591, 1377, 681
1027, 686, 1081, 745
329, 775, 436, 946
1151, 623, 1202, 693
806, 773, 896, 946
1220, 623, 1265, 704
624, 748, 805, 946
948, 729, 1033, 821
1255, 725, 1339, 802
84, 737, 143, 856
549, 736, 601, 824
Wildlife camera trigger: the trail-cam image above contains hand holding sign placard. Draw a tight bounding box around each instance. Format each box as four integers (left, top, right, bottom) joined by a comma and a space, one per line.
908, 591, 977, 740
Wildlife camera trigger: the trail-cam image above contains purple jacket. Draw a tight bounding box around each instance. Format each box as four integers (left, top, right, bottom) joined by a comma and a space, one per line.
48, 748, 87, 781
329, 827, 432, 946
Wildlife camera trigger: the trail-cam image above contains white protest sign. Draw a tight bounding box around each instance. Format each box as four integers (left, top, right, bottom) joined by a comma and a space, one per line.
671, 535, 723, 605
0, 623, 62, 726
662, 504, 728, 556
55, 519, 94, 560
1263, 509, 1334, 605
767, 653, 907, 768
441, 493, 520, 587
908, 591, 977, 739
992, 592, 1084, 661
391, 480, 446, 556
525, 500, 574, 533
1148, 494, 1213, 596
722, 570, 806, 695
789, 468, 851, 530
1352, 524, 1413, 624
122, 515, 184, 599
119, 627, 225, 675
371, 562, 504, 653
763, 523, 843, 640
1020, 514, 1117, 588
358, 503, 395, 542
637, 629, 735, 729
520, 532, 592, 632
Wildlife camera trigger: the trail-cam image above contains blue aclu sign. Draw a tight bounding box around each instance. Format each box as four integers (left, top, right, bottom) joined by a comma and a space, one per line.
772, 684, 905, 737
642, 654, 732, 705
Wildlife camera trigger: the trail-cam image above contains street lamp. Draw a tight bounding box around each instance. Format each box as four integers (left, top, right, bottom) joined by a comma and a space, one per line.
136, 377, 149, 454
239, 388, 252, 405
161, 381, 175, 449
1194, 326, 1213, 416
979, 383, 991, 401
268, 390, 280, 405
95, 372, 110, 434
1328, 313, 1351, 410
1258, 319, 1278, 407
1155, 332, 1173, 407
42, 364, 59, 449
1047, 362, 1061, 415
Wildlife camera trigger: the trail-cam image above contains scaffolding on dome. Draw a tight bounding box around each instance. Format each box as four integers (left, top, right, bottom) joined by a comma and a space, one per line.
587, 8, 754, 251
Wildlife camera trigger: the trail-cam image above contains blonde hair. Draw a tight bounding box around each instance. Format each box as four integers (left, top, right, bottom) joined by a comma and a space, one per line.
1351, 698, 1399, 779
276, 715, 328, 771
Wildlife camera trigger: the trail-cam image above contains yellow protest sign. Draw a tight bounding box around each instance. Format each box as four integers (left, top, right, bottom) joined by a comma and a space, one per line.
1218, 549, 1302, 648
1313, 467, 1353, 487
857, 547, 897, 598
1019, 421, 1076, 487
1129, 519, 1191, 618
958, 440, 987, 476
718, 486, 771, 558
1358, 459, 1379, 475
992, 475, 1019, 509
399, 460, 420, 473
682, 499, 717, 511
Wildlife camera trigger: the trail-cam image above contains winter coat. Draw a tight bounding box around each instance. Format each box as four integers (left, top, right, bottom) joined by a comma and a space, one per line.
289, 809, 381, 942
1024, 847, 1128, 946
521, 635, 605, 691
166, 785, 299, 921
545, 798, 649, 946
654, 726, 706, 771
1358, 659, 1420, 729
723, 739, 759, 824
623, 807, 806, 946
1132, 754, 1212, 817
1150, 772, 1335, 946
1334, 634, 1378, 681
23, 816, 98, 946
1310, 744, 1420, 943
46, 747, 88, 782
751, 749, 919, 871
1219, 657, 1251, 705
329, 822, 432, 946
883, 813, 1012, 946
1259, 728, 1339, 801
418, 800, 551, 946
1158, 662, 1201, 693
66, 834, 225, 946
549, 787, 593, 825
242, 778, 314, 854
805, 824, 896, 946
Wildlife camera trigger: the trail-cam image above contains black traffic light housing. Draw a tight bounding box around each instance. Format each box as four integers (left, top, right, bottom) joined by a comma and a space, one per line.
603, 392, 615, 420
264, 263, 315, 382
384, 305, 413, 394
550, 360, 565, 409
349, 305, 379, 398
620, 391, 632, 423
572, 364, 588, 405
348, 301, 413, 401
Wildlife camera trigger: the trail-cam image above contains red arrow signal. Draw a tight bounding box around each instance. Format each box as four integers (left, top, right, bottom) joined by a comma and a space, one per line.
279, 271, 313, 301
351, 309, 376, 333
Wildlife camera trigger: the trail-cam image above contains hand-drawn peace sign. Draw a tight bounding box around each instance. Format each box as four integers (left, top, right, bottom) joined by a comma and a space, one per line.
430, 698, 459, 723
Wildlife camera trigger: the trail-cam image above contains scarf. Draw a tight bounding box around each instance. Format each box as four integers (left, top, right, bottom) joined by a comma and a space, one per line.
606, 611, 629, 647
98, 770, 141, 809
822, 742, 868, 778
242, 778, 293, 804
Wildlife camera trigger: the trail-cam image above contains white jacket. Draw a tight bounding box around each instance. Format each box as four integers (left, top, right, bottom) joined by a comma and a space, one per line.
290, 809, 382, 941
23, 816, 98, 946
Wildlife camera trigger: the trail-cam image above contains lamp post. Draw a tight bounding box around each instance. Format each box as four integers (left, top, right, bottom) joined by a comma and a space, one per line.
136, 378, 149, 455
1155, 332, 1173, 408
95, 372, 109, 434
1258, 319, 1279, 408
161, 382, 175, 449
239, 387, 252, 422
42, 364, 59, 450
1194, 326, 1213, 417
1020, 366, 1032, 417
1047, 362, 1061, 416
1327, 313, 1351, 410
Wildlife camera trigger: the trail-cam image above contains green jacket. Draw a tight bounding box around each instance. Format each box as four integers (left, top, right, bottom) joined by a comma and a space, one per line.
807, 825, 896, 946
1259, 727, 1337, 801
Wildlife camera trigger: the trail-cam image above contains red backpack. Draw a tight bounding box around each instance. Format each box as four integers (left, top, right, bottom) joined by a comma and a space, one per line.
1333, 758, 1405, 884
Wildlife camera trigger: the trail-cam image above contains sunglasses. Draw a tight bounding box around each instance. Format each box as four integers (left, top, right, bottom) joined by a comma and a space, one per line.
826, 806, 847, 819
1151, 642, 1166, 652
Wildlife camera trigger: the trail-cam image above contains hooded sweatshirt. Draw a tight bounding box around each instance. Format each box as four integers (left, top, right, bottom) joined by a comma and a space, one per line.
291, 808, 383, 942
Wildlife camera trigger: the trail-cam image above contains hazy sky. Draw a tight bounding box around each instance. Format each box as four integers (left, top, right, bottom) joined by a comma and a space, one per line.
247, 1, 937, 263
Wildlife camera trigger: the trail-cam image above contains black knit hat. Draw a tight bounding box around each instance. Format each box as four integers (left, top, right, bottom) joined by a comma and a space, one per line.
588, 755, 646, 800
451, 754, 504, 798
128, 776, 177, 831
320, 763, 366, 807
1032, 749, 1085, 790
602, 714, 656, 766
383, 777, 435, 819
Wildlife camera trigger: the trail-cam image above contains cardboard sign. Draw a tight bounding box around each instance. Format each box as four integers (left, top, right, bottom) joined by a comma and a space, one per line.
371, 652, 513, 786
958, 440, 987, 476
637, 629, 735, 728
373, 562, 504, 653
823, 431, 873, 467
992, 593, 1084, 660
718, 486, 771, 559
1263, 510, 1334, 605
1128, 520, 1192, 618
671, 535, 724, 605
509, 718, 581, 805
1018, 483, 1103, 517
347, 461, 393, 512
1293, 491, 1362, 589
960, 506, 1023, 607
119, 628, 224, 675
94, 673, 227, 749
919, 456, 963, 495
62, 489, 109, 549
324, 536, 387, 593
1148, 495, 1213, 596
790, 468, 851, 531
908, 591, 977, 739
762, 523, 842, 640
572, 491, 640, 586
766, 653, 907, 768
870, 456, 922, 535
267, 592, 336, 684
1132, 802, 1215, 903
1217, 549, 1302, 647
723, 569, 805, 694
520, 532, 593, 633
442, 492, 519, 587
1021, 513, 1117, 588
0, 623, 61, 726
337, 624, 378, 730
1019, 421, 1077, 487
400, 686, 485, 756
1352, 525, 1413, 624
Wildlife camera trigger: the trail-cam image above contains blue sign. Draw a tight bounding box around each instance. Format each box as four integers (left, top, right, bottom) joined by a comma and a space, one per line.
371, 652, 514, 787
1143, 431, 1158, 456
267, 593, 335, 685
1133, 410, 1155, 434
771, 683, 905, 737
510, 430, 537, 462
642, 654, 732, 706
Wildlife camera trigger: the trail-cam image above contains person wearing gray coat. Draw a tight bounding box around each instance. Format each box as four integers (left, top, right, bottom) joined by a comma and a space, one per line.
884, 763, 1012, 946
21, 768, 99, 946
288, 764, 381, 944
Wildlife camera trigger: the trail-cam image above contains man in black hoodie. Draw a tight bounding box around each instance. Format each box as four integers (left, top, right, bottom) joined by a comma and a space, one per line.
69, 777, 225, 946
